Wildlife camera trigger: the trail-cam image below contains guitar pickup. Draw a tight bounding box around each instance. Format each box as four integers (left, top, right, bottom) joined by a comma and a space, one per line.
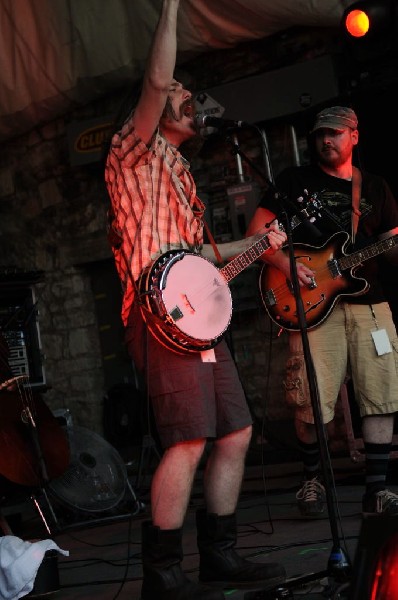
328, 259, 342, 279
264, 289, 276, 306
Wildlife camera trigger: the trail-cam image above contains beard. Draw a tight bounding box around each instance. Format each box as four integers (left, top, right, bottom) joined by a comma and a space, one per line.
318, 146, 343, 169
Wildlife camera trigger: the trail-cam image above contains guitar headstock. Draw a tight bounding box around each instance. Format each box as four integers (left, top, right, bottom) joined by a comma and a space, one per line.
296, 189, 324, 224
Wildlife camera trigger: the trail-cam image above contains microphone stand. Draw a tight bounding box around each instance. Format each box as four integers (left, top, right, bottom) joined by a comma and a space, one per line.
223, 132, 351, 597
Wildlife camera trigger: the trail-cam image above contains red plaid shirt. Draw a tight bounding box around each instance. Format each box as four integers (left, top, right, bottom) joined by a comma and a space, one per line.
105, 115, 205, 325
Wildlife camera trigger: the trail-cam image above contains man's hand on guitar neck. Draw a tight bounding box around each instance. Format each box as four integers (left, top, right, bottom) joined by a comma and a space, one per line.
251, 219, 287, 256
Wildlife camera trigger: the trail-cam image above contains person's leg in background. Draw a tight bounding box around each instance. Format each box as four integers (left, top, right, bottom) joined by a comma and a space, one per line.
285, 304, 348, 517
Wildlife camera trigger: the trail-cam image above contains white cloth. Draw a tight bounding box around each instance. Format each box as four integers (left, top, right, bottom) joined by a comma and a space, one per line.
0, 536, 69, 600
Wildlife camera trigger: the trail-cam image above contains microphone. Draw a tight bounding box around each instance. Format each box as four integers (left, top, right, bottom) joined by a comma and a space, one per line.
197, 115, 248, 129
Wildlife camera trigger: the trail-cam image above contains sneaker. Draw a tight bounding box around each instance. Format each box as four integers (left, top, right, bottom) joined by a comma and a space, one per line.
362, 489, 398, 516
296, 476, 326, 517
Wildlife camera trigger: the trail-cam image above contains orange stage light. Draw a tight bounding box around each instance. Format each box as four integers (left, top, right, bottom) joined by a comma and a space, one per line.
345, 9, 370, 38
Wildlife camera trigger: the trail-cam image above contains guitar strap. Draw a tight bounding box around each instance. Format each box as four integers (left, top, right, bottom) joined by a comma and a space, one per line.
351, 166, 362, 244
204, 220, 224, 265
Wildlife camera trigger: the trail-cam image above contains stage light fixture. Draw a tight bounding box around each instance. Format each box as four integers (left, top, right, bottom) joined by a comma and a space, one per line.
343, 1, 390, 39
341, 0, 397, 60
345, 9, 370, 38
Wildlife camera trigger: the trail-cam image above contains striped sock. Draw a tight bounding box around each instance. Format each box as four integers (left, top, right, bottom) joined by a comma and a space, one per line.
298, 439, 321, 481
364, 441, 391, 496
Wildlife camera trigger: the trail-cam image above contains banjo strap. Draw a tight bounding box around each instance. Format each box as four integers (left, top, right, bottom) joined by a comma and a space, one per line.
204, 220, 223, 266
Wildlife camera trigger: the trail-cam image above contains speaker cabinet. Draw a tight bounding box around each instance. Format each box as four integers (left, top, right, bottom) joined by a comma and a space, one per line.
349, 515, 398, 599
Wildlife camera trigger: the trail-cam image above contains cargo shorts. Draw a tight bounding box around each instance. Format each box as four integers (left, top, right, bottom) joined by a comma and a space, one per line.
283, 302, 398, 424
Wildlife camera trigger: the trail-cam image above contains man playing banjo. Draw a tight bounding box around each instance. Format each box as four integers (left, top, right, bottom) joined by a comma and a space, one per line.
104, 1, 287, 599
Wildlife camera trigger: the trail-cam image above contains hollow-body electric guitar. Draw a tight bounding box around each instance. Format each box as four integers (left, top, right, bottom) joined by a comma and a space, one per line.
260, 230, 398, 331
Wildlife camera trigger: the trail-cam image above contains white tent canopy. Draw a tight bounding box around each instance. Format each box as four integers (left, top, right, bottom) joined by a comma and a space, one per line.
0, 0, 350, 142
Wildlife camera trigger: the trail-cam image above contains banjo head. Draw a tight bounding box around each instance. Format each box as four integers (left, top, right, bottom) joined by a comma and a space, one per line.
145, 251, 232, 351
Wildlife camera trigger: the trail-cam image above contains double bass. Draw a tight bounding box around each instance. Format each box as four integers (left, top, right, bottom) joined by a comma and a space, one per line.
0, 334, 70, 494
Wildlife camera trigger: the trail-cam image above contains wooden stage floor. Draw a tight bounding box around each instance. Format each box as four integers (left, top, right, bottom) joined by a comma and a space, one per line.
3, 449, 398, 600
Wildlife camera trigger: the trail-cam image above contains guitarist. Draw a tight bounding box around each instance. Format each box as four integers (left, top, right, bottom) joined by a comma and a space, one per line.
104, 1, 287, 599
246, 105, 398, 519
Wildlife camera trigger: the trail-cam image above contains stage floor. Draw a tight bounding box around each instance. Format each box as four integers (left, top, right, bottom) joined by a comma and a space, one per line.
3, 452, 398, 600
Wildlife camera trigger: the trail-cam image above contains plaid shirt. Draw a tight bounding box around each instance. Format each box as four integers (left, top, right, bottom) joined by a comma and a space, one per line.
105, 115, 205, 325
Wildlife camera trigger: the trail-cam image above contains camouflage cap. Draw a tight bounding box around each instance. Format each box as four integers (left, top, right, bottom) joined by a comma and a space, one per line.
311, 106, 358, 133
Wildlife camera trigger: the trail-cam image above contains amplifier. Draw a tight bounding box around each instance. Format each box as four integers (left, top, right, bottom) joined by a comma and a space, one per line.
6, 335, 30, 379
0, 286, 46, 388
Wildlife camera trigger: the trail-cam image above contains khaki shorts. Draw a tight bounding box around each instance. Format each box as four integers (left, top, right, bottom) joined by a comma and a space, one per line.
284, 302, 398, 424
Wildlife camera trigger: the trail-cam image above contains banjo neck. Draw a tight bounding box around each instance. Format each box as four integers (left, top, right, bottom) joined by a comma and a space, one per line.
220, 233, 272, 283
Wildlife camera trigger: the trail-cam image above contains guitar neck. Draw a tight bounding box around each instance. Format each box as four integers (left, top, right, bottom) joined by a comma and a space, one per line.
220, 234, 271, 283
338, 234, 398, 272
219, 198, 322, 283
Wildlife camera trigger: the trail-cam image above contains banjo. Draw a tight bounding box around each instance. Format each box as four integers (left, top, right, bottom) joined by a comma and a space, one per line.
138, 194, 324, 354
137, 194, 323, 354
138, 234, 275, 354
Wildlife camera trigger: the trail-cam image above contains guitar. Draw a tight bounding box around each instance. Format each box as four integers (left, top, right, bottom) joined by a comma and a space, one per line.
260, 230, 398, 331
138, 194, 324, 353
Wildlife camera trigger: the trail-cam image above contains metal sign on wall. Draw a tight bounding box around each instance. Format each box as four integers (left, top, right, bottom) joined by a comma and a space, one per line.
194, 92, 225, 125
67, 117, 114, 166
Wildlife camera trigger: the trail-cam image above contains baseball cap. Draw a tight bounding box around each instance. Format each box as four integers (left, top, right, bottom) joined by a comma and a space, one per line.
310, 106, 358, 133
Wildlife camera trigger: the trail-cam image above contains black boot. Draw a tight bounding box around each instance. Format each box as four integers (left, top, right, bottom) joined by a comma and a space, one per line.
140, 520, 225, 600
196, 509, 286, 590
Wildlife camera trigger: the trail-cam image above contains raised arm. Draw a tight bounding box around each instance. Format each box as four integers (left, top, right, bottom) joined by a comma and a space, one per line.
132, 0, 180, 144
